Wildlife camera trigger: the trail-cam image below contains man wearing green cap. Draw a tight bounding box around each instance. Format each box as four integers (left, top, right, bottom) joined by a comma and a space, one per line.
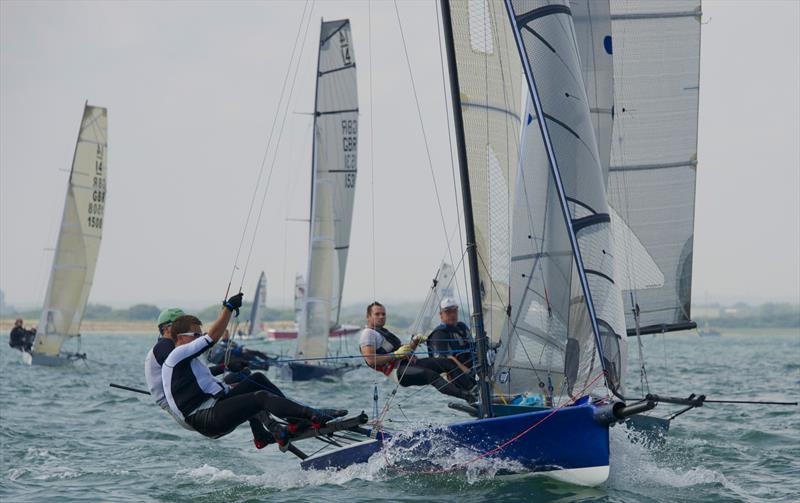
145, 307, 193, 428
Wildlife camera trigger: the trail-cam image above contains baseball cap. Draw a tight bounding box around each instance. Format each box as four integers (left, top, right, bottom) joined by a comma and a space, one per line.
439, 297, 458, 312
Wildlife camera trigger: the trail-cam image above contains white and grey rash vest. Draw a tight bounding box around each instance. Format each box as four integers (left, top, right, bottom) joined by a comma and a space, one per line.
162, 334, 230, 421
144, 337, 192, 430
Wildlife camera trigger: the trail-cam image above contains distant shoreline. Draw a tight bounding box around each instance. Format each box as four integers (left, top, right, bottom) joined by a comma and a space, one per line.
0, 319, 297, 334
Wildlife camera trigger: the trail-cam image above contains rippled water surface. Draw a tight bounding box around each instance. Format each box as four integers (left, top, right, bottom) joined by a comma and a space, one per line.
1, 330, 798, 502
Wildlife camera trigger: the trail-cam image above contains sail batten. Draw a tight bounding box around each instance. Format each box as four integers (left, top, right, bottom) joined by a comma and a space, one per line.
607, 0, 701, 333
298, 19, 358, 360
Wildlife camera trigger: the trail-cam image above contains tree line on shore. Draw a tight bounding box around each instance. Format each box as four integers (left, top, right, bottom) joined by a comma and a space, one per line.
1, 287, 797, 330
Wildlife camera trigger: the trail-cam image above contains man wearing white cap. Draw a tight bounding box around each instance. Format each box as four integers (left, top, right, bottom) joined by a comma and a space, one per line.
427, 297, 475, 391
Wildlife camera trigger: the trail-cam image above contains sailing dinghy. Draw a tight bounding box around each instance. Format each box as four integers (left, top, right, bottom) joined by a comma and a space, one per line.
288, 18, 360, 381
25, 103, 107, 366
237, 271, 267, 341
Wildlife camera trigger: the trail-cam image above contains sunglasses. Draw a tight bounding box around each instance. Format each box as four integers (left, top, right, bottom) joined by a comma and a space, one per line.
176, 332, 204, 338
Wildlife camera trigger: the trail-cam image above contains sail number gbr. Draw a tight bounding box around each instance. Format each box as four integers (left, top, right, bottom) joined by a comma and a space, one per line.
88, 144, 106, 230
342, 118, 357, 189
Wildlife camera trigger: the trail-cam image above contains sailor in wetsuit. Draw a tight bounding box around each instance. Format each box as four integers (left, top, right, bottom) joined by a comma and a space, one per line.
427, 297, 474, 389
359, 302, 476, 402
145, 308, 273, 430
162, 294, 346, 449
9, 318, 34, 352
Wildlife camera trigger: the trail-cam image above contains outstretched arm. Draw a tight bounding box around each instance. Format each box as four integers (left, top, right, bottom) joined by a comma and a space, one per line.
207, 293, 243, 342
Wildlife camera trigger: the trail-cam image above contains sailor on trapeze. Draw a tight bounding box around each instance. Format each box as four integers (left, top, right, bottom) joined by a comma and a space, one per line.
151, 292, 346, 449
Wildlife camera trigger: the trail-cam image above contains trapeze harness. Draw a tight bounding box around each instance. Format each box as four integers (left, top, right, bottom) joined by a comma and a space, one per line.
363, 327, 404, 376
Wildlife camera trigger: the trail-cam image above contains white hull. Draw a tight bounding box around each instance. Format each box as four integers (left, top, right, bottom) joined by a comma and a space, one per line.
539, 465, 609, 487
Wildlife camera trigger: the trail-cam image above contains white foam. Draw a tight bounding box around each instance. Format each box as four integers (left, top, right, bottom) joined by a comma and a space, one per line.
607, 426, 745, 494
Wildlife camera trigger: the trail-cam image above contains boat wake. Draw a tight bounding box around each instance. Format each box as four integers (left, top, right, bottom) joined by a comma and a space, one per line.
607, 426, 745, 495
178, 429, 527, 490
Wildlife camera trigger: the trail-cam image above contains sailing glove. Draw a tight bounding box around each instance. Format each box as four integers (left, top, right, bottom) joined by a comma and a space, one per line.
223, 292, 244, 316
394, 344, 414, 360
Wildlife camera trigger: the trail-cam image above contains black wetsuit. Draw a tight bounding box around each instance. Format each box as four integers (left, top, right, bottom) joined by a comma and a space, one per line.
163, 334, 314, 441
9, 326, 32, 352
427, 322, 475, 390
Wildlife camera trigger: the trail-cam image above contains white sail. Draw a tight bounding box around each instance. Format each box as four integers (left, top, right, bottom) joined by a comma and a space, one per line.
32, 104, 107, 359
248, 271, 267, 335
606, 0, 702, 334
409, 262, 456, 337
447, 0, 522, 346
497, 0, 627, 398
298, 19, 358, 359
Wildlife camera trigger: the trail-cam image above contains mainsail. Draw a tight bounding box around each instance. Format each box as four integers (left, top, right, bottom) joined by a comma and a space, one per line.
496, 0, 627, 398
447, 0, 522, 346
298, 19, 358, 359
606, 0, 702, 335
248, 271, 267, 336
33, 104, 107, 359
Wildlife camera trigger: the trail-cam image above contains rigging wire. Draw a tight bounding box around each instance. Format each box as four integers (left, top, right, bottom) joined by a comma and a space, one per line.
392, 0, 464, 309
224, 1, 316, 363
368, 0, 377, 301
237, 0, 317, 290
225, 0, 313, 298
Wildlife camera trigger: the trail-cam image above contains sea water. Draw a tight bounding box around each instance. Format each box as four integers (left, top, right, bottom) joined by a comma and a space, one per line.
1, 331, 798, 502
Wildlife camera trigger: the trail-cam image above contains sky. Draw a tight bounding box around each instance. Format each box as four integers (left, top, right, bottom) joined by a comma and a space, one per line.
1, 0, 798, 311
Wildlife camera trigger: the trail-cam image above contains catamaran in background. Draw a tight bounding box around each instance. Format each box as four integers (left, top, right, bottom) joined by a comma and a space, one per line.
24, 103, 108, 366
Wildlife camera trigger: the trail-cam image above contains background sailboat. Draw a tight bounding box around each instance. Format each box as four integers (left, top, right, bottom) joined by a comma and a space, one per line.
25, 103, 108, 366
237, 271, 267, 341
289, 18, 360, 381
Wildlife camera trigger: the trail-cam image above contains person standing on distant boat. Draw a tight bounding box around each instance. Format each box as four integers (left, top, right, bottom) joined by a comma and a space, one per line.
162, 294, 346, 449
427, 297, 475, 391
8, 318, 33, 352
359, 302, 476, 402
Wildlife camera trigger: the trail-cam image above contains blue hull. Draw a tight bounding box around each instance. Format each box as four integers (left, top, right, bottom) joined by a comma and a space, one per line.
301, 401, 610, 484
288, 362, 347, 381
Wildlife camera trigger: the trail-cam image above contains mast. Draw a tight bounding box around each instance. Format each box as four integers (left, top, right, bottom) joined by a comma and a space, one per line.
308, 17, 323, 240
439, 0, 493, 418
502, 0, 612, 392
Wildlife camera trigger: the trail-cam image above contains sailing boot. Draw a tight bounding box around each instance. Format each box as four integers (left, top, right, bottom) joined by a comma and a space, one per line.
250, 416, 276, 450
310, 408, 348, 429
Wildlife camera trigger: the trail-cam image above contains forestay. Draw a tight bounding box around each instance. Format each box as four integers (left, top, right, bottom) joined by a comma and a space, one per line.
34, 104, 107, 358
496, 0, 627, 399
606, 0, 701, 335
248, 271, 267, 335
447, 0, 522, 347
299, 19, 358, 359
